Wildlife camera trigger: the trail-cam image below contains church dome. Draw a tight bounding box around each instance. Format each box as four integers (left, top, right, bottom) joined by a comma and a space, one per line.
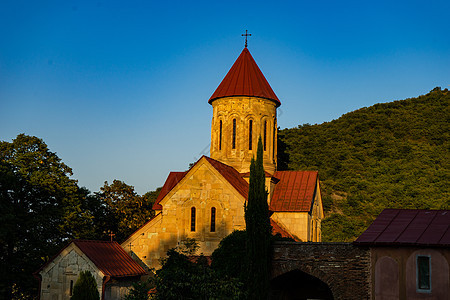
209, 48, 281, 106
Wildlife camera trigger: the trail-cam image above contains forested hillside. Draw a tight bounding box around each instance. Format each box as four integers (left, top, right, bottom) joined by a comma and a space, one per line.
278, 87, 449, 241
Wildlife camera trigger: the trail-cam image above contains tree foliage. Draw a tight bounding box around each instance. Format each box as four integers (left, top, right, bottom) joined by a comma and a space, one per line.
278, 87, 450, 241
0, 134, 93, 299
244, 137, 271, 299
70, 270, 100, 300
0, 134, 160, 298
97, 180, 156, 242
153, 240, 244, 300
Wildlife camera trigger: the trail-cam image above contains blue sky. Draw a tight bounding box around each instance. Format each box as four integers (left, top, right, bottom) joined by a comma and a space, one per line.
1, 0, 449, 194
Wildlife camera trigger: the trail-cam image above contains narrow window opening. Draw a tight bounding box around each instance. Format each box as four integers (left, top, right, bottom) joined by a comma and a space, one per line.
219, 120, 222, 150
232, 119, 236, 149
70, 280, 74, 296
249, 120, 253, 150
272, 121, 276, 161
417, 256, 431, 291
264, 121, 267, 151
190, 207, 196, 232
210, 207, 216, 232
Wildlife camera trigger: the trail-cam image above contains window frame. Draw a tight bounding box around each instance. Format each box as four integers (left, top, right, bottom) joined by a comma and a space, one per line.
416, 255, 432, 293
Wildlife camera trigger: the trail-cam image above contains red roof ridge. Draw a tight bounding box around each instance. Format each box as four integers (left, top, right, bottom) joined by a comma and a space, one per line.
152, 156, 249, 212
152, 171, 187, 210
35, 240, 146, 278
209, 48, 280, 106
72, 240, 146, 277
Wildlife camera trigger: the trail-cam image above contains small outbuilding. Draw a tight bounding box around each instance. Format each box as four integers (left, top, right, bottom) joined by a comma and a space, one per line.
35, 240, 146, 300
354, 209, 450, 300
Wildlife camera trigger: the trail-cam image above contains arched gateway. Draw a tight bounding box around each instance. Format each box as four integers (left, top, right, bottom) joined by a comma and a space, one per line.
271, 269, 333, 300
272, 242, 371, 300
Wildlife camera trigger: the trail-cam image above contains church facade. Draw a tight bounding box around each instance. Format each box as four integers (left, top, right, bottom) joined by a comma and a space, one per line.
36, 47, 324, 300
122, 47, 324, 270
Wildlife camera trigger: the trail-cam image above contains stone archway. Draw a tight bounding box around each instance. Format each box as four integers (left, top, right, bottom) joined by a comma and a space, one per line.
270, 269, 334, 300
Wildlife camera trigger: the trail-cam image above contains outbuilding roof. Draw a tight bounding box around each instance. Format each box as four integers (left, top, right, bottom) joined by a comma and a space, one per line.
73, 240, 146, 277
209, 48, 280, 106
269, 171, 318, 212
354, 209, 450, 247
36, 240, 146, 278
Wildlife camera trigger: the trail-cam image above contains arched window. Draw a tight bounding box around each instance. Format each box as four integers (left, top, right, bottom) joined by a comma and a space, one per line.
210, 207, 216, 232
190, 207, 196, 232
264, 120, 267, 151
219, 120, 222, 150
249, 120, 253, 150
232, 119, 236, 149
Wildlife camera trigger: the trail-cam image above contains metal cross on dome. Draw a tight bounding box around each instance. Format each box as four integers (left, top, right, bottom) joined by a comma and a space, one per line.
242, 30, 251, 48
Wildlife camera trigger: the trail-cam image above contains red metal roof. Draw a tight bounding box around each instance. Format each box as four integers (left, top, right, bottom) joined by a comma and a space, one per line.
73, 240, 147, 277
354, 209, 450, 247
204, 156, 249, 199
152, 157, 249, 211
209, 48, 280, 106
270, 219, 298, 241
152, 172, 186, 210
269, 171, 318, 212
36, 240, 146, 278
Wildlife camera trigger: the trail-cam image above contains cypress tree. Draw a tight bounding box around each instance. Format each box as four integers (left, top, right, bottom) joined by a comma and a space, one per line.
71, 270, 100, 300
245, 137, 272, 299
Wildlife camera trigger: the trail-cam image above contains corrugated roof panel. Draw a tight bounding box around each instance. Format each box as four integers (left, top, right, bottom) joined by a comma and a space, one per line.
269, 171, 318, 212
354, 209, 450, 247
417, 210, 450, 245
375, 210, 417, 243
397, 210, 437, 244
73, 240, 146, 277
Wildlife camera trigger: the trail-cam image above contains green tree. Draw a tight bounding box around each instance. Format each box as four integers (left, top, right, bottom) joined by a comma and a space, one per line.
244, 137, 272, 299
70, 271, 100, 300
0, 134, 92, 299
123, 279, 152, 300
153, 240, 244, 300
277, 88, 450, 241
211, 230, 247, 281
97, 180, 155, 242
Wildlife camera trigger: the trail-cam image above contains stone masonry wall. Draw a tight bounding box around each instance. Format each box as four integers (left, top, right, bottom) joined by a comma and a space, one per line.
272, 242, 372, 300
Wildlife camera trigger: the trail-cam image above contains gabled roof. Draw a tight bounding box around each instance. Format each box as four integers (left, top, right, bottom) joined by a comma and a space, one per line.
36, 240, 146, 277
204, 156, 249, 199
354, 209, 450, 247
269, 171, 318, 212
152, 172, 186, 210
152, 156, 249, 211
209, 48, 280, 106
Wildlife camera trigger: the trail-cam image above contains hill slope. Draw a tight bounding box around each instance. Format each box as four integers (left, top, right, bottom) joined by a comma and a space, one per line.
278, 87, 449, 241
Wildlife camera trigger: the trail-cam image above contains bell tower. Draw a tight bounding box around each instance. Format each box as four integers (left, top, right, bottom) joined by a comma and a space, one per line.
208, 47, 280, 174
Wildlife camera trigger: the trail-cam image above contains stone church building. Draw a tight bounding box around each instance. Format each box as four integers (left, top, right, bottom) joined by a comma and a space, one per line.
122, 46, 324, 270
36, 46, 324, 299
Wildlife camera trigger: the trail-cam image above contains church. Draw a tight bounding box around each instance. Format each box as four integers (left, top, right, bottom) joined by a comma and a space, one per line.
36, 45, 324, 299
122, 46, 324, 270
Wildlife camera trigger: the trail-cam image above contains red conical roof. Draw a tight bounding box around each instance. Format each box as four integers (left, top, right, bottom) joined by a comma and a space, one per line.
209, 48, 280, 106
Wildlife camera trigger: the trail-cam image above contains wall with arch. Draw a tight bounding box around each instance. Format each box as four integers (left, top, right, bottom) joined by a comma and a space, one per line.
210, 96, 278, 174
